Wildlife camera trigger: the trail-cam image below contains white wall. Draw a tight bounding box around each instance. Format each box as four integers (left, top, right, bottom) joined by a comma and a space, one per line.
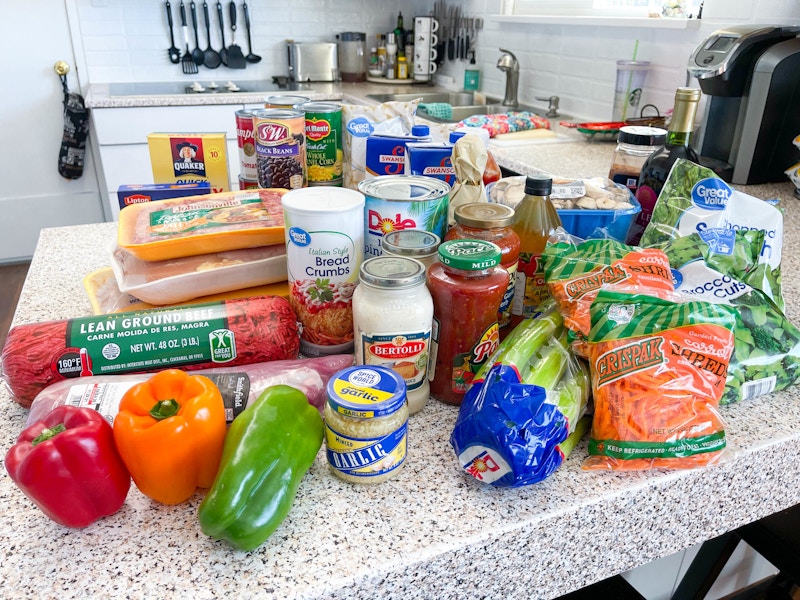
0, 0, 106, 263
70, 0, 430, 84
68, 0, 799, 122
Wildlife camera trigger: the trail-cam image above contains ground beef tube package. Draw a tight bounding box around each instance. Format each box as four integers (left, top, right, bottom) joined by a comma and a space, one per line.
1, 296, 300, 408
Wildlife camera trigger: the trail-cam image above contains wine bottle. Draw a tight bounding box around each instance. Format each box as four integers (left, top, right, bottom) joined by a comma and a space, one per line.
629, 87, 701, 245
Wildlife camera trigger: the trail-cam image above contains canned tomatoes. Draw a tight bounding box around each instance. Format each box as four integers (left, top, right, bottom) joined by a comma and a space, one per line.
252, 109, 307, 190
358, 175, 450, 259
235, 109, 258, 181
298, 102, 343, 187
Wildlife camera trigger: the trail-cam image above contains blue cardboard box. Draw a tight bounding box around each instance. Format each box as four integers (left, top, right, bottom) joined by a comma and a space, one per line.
117, 182, 211, 210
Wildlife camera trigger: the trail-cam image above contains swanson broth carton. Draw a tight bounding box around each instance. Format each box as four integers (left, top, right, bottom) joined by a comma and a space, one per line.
148, 133, 231, 193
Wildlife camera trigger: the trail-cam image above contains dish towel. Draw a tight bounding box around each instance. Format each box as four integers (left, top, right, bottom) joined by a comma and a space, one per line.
457, 111, 551, 138
419, 102, 453, 120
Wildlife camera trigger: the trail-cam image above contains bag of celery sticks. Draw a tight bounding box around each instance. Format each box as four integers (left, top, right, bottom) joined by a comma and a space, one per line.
450, 300, 591, 487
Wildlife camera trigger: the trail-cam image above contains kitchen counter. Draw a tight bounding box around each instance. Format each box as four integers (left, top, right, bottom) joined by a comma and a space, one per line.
4, 85, 800, 599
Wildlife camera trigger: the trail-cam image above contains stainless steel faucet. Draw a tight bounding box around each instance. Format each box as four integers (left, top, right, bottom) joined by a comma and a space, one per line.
497, 49, 519, 108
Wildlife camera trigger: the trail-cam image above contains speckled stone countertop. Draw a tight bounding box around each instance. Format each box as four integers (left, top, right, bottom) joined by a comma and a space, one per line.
3, 87, 800, 598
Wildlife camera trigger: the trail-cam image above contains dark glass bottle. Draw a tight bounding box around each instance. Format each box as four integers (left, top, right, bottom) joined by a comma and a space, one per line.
629, 87, 701, 245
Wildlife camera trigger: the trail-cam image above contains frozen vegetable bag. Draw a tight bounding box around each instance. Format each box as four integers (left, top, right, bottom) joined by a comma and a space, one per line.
584, 289, 736, 471
660, 229, 800, 404
639, 159, 784, 310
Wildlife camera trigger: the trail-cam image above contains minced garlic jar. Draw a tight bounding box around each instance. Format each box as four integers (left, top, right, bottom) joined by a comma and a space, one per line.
324, 365, 408, 484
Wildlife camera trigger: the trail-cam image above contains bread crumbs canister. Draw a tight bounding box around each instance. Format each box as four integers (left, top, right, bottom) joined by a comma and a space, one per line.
281, 187, 365, 356
324, 365, 408, 484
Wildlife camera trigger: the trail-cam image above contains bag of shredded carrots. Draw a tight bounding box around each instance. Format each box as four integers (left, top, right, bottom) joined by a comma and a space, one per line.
583, 289, 736, 471
541, 237, 674, 354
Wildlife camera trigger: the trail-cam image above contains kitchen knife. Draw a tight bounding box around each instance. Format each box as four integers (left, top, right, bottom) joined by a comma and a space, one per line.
448, 6, 457, 61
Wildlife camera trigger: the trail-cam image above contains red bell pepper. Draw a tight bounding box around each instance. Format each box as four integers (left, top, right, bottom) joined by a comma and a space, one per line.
4, 405, 131, 528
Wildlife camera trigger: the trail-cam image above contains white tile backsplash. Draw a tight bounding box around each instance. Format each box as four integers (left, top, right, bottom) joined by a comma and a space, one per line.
70, 0, 799, 121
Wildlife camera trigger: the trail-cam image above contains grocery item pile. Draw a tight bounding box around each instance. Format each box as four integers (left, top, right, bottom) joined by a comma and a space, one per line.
0, 95, 795, 553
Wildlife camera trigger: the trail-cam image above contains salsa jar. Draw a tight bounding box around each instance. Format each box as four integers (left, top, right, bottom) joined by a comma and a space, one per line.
427, 239, 507, 405
445, 203, 520, 337
353, 256, 433, 415
324, 365, 409, 484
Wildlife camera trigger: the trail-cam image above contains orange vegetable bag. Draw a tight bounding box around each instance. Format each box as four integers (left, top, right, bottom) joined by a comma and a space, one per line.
541, 238, 674, 353
583, 289, 736, 471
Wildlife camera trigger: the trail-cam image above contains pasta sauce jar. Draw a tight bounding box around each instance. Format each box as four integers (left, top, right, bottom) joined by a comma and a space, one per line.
324, 365, 409, 484
445, 203, 520, 338
353, 256, 434, 414
427, 240, 507, 405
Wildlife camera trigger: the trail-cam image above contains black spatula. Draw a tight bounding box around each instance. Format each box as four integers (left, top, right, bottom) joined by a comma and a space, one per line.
226, 1, 246, 69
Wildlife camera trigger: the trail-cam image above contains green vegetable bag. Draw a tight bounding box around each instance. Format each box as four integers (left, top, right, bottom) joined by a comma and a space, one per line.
661, 230, 800, 403
199, 385, 323, 551
639, 158, 784, 310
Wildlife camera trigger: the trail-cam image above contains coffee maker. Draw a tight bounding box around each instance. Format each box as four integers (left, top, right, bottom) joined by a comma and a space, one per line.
688, 25, 800, 185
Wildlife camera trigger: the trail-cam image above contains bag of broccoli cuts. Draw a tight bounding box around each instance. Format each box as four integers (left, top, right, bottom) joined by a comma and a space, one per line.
640, 159, 783, 310
661, 229, 800, 404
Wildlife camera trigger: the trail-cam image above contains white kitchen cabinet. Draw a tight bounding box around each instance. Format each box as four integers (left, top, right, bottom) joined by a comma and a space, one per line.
91, 104, 246, 221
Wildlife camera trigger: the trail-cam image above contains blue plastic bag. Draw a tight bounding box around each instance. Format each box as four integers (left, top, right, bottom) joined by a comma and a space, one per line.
450, 364, 569, 487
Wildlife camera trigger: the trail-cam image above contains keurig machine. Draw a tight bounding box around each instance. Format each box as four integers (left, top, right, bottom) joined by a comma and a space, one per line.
688, 24, 800, 184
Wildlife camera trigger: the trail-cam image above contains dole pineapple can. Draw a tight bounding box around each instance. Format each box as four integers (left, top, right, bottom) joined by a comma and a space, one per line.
298, 102, 343, 187
358, 175, 450, 259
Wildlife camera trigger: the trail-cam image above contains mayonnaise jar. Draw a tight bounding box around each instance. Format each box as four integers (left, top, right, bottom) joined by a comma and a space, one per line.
352, 256, 434, 414
324, 365, 409, 484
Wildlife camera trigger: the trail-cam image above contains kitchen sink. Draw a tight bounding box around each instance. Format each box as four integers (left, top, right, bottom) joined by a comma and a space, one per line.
365, 92, 494, 107
365, 92, 561, 125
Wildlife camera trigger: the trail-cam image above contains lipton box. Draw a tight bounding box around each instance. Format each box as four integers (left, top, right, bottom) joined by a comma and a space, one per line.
117, 182, 211, 210
147, 133, 230, 193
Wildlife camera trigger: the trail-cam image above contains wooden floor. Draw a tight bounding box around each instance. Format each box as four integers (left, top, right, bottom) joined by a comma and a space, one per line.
0, 262, 30, 349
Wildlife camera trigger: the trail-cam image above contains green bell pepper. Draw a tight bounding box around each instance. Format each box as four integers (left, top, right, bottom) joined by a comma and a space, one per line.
198, 384, 323, 551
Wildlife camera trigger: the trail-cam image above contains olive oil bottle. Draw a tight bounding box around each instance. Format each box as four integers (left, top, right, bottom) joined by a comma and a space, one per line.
630, 87, 701, 244
510, 176, 562, 327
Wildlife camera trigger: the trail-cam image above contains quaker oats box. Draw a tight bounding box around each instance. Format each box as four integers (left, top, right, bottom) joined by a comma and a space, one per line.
117, 182, 211, 210
147, 133, 231, 193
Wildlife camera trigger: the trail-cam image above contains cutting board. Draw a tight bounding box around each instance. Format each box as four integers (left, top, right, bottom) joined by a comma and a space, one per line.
488, 128, 571, 146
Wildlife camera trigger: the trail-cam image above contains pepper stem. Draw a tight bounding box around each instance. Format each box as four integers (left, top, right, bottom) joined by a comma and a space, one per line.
149, 399, 180, 420
32, 424, 66, 446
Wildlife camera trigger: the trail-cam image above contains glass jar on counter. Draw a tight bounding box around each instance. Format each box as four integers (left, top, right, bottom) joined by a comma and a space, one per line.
380, 229, 441, 270
352, 256, 434, 414
324, 365, 409, 484
427, 240, 507, 406
608, 126, 667, 195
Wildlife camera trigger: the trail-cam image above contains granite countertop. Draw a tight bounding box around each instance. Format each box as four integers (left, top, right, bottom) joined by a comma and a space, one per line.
2, 184, 799, 599
2, 83, 799, 599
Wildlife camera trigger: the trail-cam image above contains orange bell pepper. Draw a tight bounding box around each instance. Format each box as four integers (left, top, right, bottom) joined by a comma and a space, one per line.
113, 369, 227, 505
